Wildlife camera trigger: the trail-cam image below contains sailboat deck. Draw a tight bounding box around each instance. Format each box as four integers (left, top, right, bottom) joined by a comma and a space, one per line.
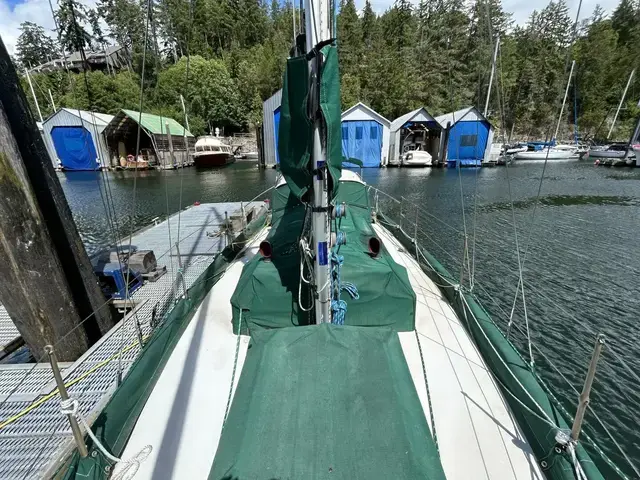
118, 224, 544, 479
376, 224, 543, 479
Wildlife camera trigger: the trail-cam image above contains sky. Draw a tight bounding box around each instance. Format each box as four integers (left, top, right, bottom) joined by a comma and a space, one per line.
0, 0, 618, 58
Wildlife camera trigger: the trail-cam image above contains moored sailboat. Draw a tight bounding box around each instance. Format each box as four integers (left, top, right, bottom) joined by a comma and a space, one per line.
0, 0, 634, 478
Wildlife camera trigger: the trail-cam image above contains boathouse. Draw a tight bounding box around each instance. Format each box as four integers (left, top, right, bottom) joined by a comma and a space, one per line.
341, 103, 390, 167
42, 108, 113, 170
261, 89, 282, 167
389, 107, 444, 165
435, 107, 494, 167
103, 110, 194, 168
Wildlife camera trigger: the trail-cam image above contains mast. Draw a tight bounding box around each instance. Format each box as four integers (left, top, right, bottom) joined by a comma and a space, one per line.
48, 88, 57, 112
24, 67, 43, 122
607, 68, 635, 140
554, 60, 575, 142
483, 36, 499, 118
305, 0, 332, 324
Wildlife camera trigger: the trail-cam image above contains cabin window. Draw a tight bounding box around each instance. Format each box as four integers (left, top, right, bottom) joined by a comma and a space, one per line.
370, 126, 378, 139
460, 135, 477, 147
212, 146, 220, 152
196, 146, 204, 152
355, 126, 363, 140
342, 126, 348, 139
204, 145, 212, 151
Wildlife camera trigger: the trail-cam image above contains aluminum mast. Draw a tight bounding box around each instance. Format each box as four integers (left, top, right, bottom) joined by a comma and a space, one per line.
305, 0, 332, 324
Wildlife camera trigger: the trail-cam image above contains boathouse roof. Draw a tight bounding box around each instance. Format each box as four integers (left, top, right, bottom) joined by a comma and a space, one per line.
104, 109, 193, 138
435, 107, 491, 129
390, 107, 441, 132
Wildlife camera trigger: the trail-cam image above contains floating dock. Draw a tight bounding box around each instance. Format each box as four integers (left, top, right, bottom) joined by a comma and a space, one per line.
0, 201, 266, 479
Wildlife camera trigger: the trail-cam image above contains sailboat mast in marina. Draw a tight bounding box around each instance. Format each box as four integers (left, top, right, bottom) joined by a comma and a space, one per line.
306, 0, 333, 324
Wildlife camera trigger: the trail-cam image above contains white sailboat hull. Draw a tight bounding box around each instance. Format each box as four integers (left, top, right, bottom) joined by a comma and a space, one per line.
514, 149, 576, 160
588, 149, 634, 159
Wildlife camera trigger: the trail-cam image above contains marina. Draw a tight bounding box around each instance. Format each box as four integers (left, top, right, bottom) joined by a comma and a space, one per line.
3, 0, 640, 475
1, 160, 639, 477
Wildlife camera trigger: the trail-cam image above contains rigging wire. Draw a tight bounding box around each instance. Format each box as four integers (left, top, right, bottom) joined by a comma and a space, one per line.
120, 0, 154, 383
506, 0, 584, 357
45, 0, 133, 349
504, 161, 532, 365
175, 0, 195, 285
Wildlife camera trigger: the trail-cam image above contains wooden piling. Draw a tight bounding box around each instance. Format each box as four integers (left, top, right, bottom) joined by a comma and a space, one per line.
0, 38, 114, 361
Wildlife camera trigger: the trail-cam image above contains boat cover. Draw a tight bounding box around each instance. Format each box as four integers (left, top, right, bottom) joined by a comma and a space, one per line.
209, 324, 445, 480
230, 180, 416, 332
278, 45, 342, 201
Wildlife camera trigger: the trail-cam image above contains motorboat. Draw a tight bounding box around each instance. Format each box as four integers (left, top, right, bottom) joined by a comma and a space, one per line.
193, 136, 236, 167
401, 149, 432, 167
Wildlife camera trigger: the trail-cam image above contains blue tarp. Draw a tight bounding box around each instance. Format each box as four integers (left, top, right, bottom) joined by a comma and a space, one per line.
341, 120, 382, 167
446, 120, 489, 167
51, 126, 99, 171
274, 107, 281, 164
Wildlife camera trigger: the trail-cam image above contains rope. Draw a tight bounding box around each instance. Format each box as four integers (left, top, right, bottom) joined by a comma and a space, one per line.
59, 398, 151, 480
330, 252, 359, 325
414, 330, 438, 452
223, 310, 243, 426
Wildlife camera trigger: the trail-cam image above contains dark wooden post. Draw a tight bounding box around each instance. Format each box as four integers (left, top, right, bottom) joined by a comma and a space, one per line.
0, 38, 114, 361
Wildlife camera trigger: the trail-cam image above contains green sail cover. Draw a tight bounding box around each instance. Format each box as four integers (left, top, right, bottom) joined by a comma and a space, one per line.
230, 180, 416, 333
278, 45, 342, 201
209, 324, 445, 480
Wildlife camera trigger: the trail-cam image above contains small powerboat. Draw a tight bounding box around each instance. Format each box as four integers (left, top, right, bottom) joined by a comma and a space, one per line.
401, 150, 432, 167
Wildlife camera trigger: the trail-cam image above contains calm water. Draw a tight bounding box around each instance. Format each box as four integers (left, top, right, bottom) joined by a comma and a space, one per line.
59, 160, 640, 476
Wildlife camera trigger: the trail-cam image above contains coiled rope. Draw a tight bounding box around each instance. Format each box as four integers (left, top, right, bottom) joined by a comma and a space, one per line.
330, 252, 359, 325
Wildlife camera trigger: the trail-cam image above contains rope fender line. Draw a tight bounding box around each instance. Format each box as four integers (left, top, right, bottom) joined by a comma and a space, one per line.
60, 397, 152, 480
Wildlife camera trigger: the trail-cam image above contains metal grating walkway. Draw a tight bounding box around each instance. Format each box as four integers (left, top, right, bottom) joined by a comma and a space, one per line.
0, 202, 266, 479
0, 304, 20, 352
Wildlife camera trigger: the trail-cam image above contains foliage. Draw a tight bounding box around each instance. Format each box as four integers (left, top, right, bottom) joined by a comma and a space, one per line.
16, 0, 640, 140
56, 0, 94, 53
15, 22, 59, 69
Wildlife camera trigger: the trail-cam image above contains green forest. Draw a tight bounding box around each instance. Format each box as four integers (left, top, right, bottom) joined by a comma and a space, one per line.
11, 0, 640, 140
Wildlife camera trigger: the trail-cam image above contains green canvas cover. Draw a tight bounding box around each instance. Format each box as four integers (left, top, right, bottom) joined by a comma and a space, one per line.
320, 45, 343, 198
382, 217, 607, 480
277, 45, 342, 201
230, 180, 416, 333
209, 324, 445, 480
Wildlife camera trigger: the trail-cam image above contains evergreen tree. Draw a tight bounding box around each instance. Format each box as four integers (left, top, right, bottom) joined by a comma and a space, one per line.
15, 22, 59, 68
56, 0, 94, 53
611, 0, 638, 45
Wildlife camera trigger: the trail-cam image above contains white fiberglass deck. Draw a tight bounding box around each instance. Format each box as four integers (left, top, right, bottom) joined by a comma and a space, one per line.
114, 229, 267, 479
375, 224, 543, 479
118, 222, 543, 480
